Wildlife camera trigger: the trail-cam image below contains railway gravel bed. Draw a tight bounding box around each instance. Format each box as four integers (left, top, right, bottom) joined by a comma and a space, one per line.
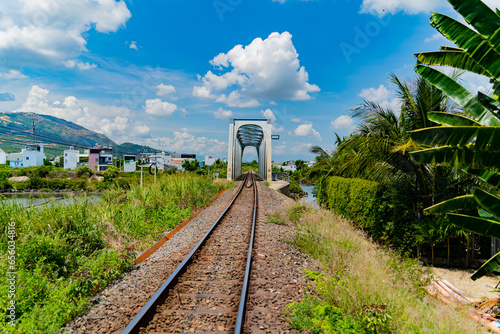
62, 180, 319, 334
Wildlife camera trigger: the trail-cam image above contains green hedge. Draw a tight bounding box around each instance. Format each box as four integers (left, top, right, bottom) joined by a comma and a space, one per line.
317, 176, 415, 252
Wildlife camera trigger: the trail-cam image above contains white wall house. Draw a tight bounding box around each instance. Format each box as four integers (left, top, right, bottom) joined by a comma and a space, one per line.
282, 165, 297, 172
123, 155, 137, 172
205, 155, 217, 166
23, 143, 46, 167
0, 148, 6, 165
8, 152, 23, 167
63, 147, 79, 170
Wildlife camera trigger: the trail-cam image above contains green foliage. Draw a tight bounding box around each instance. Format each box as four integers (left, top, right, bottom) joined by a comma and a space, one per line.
76, 166, 93, 178
289, 182, 304, 194
102, 166, 119, 182
284, 296, 366, 334
0, 173, 232, 332
182, 159, 199, 172
317, 176, 415, 252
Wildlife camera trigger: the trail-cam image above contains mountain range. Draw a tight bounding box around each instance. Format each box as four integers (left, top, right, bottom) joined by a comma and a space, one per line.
0, 112, 161, 157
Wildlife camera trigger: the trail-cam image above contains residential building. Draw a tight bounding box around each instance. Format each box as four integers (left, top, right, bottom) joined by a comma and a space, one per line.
88, 146, 113, 171
8, 152, 23, 167
282, 165, 297, 172
0, 148, 6, 164
123, 154, 137, 172
63, 147, 79, 170
205, 156, 217, 166
22, 143, 45, 167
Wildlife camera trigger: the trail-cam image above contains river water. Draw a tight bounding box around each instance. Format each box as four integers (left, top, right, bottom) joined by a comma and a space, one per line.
0, 192, 101, 208
299, 185, 317, 207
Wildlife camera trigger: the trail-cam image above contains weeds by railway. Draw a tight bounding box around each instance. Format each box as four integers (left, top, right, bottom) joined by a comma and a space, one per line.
0, 173, 231, 333
280, 202, 485, 333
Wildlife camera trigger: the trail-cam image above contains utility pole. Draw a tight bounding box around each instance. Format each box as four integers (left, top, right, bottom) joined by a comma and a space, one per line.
31, 115, 36, 142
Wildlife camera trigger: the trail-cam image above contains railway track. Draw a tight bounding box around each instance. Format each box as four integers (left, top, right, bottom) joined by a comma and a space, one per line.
123, 171, 258, 334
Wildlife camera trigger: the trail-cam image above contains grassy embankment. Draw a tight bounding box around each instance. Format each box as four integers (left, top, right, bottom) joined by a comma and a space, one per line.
270, 203, 485, 333
0, 173, 232, 333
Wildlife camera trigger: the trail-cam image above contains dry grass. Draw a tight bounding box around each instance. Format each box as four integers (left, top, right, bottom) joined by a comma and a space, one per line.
288, 202, 486, 333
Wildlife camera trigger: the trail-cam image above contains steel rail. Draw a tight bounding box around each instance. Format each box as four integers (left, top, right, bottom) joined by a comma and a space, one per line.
122, 172, 250, 334
234, 171, 257, 333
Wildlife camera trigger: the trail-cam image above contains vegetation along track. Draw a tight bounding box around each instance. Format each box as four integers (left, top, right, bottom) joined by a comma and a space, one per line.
123, 171, 258, 333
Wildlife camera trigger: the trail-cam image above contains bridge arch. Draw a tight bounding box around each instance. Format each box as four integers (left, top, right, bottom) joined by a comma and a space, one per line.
227, 119, 272, 181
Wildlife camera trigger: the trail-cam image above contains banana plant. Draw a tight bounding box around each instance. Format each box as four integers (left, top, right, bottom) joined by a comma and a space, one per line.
410, 0, 500, 280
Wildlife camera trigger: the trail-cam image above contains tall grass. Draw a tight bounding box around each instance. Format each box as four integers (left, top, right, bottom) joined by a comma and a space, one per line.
283, 203, 485, 333
0, 173, 230, 333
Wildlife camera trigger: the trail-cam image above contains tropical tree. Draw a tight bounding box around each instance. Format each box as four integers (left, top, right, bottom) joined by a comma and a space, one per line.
410, 0, 500, 279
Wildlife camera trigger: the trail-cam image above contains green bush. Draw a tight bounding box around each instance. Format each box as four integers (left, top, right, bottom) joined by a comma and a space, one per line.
317, 176, 415, 252
102, 166, 119, 182
76, 166, 93, 178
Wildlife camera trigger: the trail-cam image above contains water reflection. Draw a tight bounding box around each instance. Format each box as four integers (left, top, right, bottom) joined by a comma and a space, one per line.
299, 185, 317, 207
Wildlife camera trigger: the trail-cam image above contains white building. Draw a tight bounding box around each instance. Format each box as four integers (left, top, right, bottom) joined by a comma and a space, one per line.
123, 155, 137, 172
0, 148, 6, 165
282, 165, 297, 172
63, 147, 79, 170
205, 156, 217, 166
22, 143, 46, 167
8, 152, 23, 167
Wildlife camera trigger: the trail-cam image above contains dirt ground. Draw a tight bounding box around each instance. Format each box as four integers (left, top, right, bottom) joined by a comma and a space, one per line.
430, 267, 500, 302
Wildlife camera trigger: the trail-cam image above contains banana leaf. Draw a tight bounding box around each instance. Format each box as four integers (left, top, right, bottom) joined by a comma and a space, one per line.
424, 194, 477, 214
416, 66, 500, 126
429, 13, 500, 78
427, 112, 481, 127
471, 252, 500, 280
472, 188, 500, 220
447, 213, 500, 238
479, 209, 500, 222
478, 92, 500, 112
448, 0, 500, 38
464, 168, 500, 188
410, 126, 500, 150
410, 146, 500, 169
415, 50, 490, 78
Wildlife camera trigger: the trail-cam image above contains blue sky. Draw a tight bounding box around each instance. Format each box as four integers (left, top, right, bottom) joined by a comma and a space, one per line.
0, 0, 496, 161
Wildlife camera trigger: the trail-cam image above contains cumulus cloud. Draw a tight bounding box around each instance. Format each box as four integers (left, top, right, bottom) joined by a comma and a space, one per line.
144, 98, 177, 116
331, 115, 355, 130
261, 109, 276, 122
156, 84, 176, 96
14, 85, 132, 138
294, 123, 321, 140
0, 70, 27, 79
424, 33, 445, 43
214, 107, 233, 119
132, 122, 150, 137
64, 60, 97, 70
145, 130, 228, 156
193, 31, 319, 107
128, 41, 138, 51
359, 84, 401, 112
0, 0, 131, 67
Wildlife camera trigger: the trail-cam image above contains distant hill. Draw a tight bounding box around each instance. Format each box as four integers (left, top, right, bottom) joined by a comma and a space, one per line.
115, 142, 167, 156
0, 112, 160, 158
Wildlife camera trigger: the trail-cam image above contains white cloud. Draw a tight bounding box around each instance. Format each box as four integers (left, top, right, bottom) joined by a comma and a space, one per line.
0, 0, 131, 67
0, 69, 27, 79
132, 122, 150, 137
128, 41, 138, 51
294, 123, 321, 140
291, 142, 313, 154
156, 84, 176, 96
144, 98, 177, 116
14, 85, 133, 138
194, 31, 319, 107
145, 130, 228, 156
64, 60, 97, 70
424, 33, 445, 43
359, 84, 401, 111
214, 107, 233, 119
331, 115, 355, 130
290, 118, 302, 123
215, 91, 259, 108
261, 109, 276, 122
